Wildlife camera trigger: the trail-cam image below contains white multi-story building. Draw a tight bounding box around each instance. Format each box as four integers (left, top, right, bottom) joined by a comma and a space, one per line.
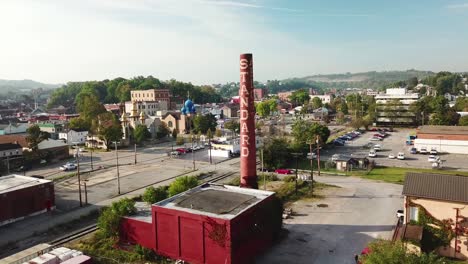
124, 101, 169, 117
309, 95, 333, 104
375, 88, 420, 126
59, 130, 88, 145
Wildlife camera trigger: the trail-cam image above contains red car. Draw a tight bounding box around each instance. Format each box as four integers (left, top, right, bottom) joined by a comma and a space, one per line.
373, 134, 385, 139
175, 148, 187, 154
275, 169, 294, 174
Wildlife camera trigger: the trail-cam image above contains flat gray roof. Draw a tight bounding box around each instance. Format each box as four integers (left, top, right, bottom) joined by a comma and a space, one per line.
0, 174, 51, 195
418, 125, 468, 136
126, 202, 152, 223
154, 183, 275, 220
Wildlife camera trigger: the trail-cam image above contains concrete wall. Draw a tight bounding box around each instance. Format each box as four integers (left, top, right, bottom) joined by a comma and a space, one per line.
414, 138, 468, 154
405, 197, 468, 260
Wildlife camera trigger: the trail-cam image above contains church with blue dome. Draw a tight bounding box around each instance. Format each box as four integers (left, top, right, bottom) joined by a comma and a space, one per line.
181, 99, 196, 116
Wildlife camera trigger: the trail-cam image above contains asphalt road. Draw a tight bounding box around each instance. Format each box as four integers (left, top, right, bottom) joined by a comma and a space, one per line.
257, 175, 403, 264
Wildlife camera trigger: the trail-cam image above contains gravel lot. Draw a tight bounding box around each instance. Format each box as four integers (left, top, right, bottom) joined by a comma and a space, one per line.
257, 175, 403, 264
320, 128, 468, 171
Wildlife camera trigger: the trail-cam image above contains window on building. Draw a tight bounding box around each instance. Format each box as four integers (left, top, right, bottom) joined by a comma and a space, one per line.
168, 121, 173, 128
409, 206, 418, 221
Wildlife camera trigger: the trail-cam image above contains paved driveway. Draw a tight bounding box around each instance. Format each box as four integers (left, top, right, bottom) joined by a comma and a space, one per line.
257, 175, 403, 264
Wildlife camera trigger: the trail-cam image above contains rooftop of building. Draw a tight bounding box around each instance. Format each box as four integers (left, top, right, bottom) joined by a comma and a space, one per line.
0, 143, 22, 151
0, 174, 52, 195
0, 135, 28, 148
154, 183, 275, 220
417, 125, 468, 136
403, 172, 468, 203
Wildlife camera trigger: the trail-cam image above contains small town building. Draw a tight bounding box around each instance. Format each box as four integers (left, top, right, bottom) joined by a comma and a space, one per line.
38, 123, 64, 140
414, 125, 468, 154
130, 89, 171, 104
335, 157, 369, 171
309, 95, 333, 104
59, 130, 89, 145
402, 172, 468, 260
375, 88, 419, 126
0, 123, 29, 135
277, 91, 293, 102
254, 88, 268, 101
0, 143, 23, 158
221, 104, 239, 119
0, 135, 28, 149
0, 175, 55, 226
37, 139, 69, 161
124, 100, 169, 117
119, 183, 282, 264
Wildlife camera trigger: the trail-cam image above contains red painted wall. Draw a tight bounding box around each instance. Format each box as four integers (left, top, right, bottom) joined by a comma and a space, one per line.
0, 181, 54, 223
153, 206, 232, 264
120, 218, 154, 250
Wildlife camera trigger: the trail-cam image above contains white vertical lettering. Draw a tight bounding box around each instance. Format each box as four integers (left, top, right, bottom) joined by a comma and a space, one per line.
241, 122, 249, 133
240, 110, 248, 120
240, 97, 248, 108
241, 135, 250, 145
241, 147, 249, 157
240, 72, 249, 82
240, 59, 249, 70
240, 84, 249, 95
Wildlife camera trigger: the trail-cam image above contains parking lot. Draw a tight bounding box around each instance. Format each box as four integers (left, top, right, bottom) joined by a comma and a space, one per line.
321, 128, 468, 171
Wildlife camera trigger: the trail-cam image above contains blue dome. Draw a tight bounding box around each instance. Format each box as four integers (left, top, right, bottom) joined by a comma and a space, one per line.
184, 99, 194, 109
181, 99, 196, 115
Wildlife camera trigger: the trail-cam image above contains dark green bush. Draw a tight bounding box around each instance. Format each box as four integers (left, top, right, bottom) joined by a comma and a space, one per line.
168, 176, 199, 196
142, 186, 168, 204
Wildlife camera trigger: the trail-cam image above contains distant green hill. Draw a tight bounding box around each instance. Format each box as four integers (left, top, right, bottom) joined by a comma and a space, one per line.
0, 79, 60, 93
285, 70, 436, 92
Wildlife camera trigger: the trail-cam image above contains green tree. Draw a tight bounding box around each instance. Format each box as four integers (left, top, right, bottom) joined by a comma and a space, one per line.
75, 91, 106, 121
256, 101, 270, 118
346, 93, 362, 118
97, 112, 123, 150
134, 124, 151, 144
168, 176, 199, 197
26, 125, 50, 151
340, 101, 349, 115
454, 96, 468, 111
176, 136, 185, 145
224, 119, 240, 137
192, 114, 217, 134
288, 89, 310, 105
267, 99, 278, 114
68, 117, 91, 131
142, 186, 168, 204
97, 198, 136, 238
215, 128, 222, 137
291, 120, 330, 150
311, 97, 323, 109
362, 239, 448, 264
156, 122, 170, 139
171, 128, 178, 139
263, 137, 290, 169
459, 116, 468, 126
336, 111, 345, 124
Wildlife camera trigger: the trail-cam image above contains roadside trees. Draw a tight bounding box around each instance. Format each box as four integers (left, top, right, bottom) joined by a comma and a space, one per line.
134, 124, 151, 144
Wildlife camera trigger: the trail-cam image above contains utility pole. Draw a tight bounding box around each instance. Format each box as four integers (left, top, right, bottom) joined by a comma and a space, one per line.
191, 136, 195, 170
6, 156, 10, 175
209, 136, 212, 165
134, 143, 137, 165
84, 180, 88, 205
261, 148, 265, 190
76, 147, 82, 207
90, 148, 93, 170
316, 135, 321, 176
306, 140, 314, 193
291, 153, 302, 196
114, 142, 120, 195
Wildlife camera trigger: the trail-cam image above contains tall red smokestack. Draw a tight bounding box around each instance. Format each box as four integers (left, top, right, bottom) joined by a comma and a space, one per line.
239, 53, 257, 189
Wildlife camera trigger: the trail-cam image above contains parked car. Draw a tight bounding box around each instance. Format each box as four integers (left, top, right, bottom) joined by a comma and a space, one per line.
428, 155, 440, 162
396, 209, 404, 219
420, 147, 428, 155
363, 142, 374, 149
430, 148, 438, 155
170, 151, 180, 157
368, 150, 376, 157
370, 137, 382, 141
60, 163, 77, 171
275, 169, 294, 174
410, 147, 417, 154
176, 148, 187, 154
229, 151, 240, 158
334, 140, 345, 146
397, 152, 405, 160
388, 153, 395, 159
14, 164, 32, 172
373, 144, 382, 151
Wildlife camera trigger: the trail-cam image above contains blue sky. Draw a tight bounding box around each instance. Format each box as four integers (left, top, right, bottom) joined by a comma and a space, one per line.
0, 0, 467, 84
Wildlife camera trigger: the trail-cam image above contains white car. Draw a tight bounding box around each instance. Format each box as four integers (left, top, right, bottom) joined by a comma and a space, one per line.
373, 144, 382, 151
428, 155, 440, 162
370, 137, 382, 141
60, 163, 77, 171
396, 210, 404, 219
420, 147, 428, 154
368, 150, 377, 157
430, 148, 438, 155
397, 152, 405, 160
388, 153, 395, 159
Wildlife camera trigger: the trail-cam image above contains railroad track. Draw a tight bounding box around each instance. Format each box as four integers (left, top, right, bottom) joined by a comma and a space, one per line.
49, 224, 98, 247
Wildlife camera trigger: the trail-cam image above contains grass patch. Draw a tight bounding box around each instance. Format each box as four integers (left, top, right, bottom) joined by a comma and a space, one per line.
52, 172, 77, 182
287, 158, 338, 173
352, 166, 468, 184
275, 179, 337, 205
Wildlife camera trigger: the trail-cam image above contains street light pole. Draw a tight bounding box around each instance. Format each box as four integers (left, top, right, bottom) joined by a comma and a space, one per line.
114, 142, 120, 195
191, 136, 195, 170
134, 143, 137, 165
261, 148, 265, 190
316, 135, 321, 176
307, 141, 314, 193
291, 153, 302, 196
90, 148, 93, 170
74, 144, 82, 207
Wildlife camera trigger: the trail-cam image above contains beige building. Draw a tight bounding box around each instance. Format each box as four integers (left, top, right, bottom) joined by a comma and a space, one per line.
402, 172, 468, 260
130, 89, 171, 103
124, 100, 168, 117
161, 112, 192, 134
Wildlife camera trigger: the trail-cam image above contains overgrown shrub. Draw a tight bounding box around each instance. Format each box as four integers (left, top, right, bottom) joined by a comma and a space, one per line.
97, 198, 136, 238
228, 177, 241, 186
259, 173, 279, 182
324, 161, 335, 169
168, 176, 199, 197
176, 136, 185, 145
283, 175, 296, 182
142, 186, 169, 204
